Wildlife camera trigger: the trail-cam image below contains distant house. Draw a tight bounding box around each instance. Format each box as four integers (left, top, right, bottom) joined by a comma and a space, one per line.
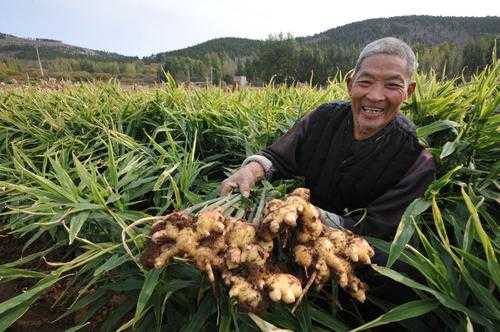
232, 75, 247, 87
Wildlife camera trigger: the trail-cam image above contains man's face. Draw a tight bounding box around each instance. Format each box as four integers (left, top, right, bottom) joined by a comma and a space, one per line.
347, 54, 416, 140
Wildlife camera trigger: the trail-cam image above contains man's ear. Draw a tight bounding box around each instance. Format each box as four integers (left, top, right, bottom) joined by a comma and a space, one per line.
406, 81, 416, 98
346, 76, 353, 96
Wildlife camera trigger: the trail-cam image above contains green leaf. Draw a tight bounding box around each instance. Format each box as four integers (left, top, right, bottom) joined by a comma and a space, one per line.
440, 141, 457, 159
2, 242, 64, 268
22, 228, 48, 252
69, 210, 90, 244
64, 323, 91, 332
100, 299, 135, 332
180, 294, 217, 332
452, 247, 489, 277
461, 187, 500, 290
412, 220, 448, 278
387, 198, 430, 267
134, 268, 162, 324
93, 254, 129, 277
14, 161, 77, 203
462, 216, 474, 252
74, 296, 109, 324
57, 288, 107, 321
0, 267, 47, 280
49, 156, 79, 199
372, 265, 493, 328
153, 162, 179, 191
248, 313, 293, 332
261, 304, 298, 330
416, 120, 459, 138
162, 279, 197, 296
426, 165, 462, 195
0, 275, 59, 315
106, 141, 118, 189
459, 263, 500, 319
309, 306, 348, 332
350, 299, 439, 332
73, 155, 106, 206
0, 297, 38, 332
295, 301, 312, 332
432, 196, 451, 251
218, 309, 232, 332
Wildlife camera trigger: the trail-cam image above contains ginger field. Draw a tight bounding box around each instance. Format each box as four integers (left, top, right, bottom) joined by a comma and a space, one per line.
0, 61, 498, 331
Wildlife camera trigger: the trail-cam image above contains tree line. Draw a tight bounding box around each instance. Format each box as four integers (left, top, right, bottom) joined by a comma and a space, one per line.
0, 57, 158, 84
1, 35, 497, 85
158, 34, 498, 85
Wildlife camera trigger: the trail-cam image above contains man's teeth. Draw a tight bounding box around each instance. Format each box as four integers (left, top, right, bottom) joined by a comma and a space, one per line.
362, 107, 384, 113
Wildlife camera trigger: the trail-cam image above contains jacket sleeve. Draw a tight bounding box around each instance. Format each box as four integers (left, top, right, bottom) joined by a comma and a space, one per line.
340, 150, 436, 240
258, 106, 324, 179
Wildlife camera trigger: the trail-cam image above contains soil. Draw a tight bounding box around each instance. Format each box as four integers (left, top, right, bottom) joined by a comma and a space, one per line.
0, 231, 76, 331
0, 230, 133, 331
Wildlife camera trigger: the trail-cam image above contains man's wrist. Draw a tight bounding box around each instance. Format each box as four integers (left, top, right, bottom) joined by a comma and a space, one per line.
246, 161, 265, 180
242, 155, 275, 179
317, 207, 344, 228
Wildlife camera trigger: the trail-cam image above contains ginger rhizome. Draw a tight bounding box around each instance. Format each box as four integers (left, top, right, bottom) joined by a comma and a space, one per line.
142, 188, 375, 311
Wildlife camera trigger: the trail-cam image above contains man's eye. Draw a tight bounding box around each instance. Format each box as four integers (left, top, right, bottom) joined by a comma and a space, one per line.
357, 81, 371, 86
386, 83, 402, 89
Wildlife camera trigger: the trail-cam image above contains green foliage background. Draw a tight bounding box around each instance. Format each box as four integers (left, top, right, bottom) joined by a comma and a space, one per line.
0, 56, 498, 331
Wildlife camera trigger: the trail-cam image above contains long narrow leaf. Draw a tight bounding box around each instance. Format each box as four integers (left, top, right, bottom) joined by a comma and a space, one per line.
372, 265, 493, 328
461, 187, 500, 289
350, 299, 439, 332
387, 198, 430, 267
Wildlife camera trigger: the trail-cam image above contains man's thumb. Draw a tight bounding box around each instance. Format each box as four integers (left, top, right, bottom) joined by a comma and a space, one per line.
239, 181, 251, 197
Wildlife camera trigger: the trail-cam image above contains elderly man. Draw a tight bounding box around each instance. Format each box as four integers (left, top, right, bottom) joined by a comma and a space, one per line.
221, 37, 436, 241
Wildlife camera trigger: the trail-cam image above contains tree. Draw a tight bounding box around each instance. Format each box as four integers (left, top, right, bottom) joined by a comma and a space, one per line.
257, 33, 300, 84
79, 59, 96, 73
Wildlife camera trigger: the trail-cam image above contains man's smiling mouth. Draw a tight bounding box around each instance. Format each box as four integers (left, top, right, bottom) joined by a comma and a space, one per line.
361, 106, 384, 114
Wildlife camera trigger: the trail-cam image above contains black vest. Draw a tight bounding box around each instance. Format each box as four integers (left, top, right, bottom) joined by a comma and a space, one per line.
263, 102, 423, 213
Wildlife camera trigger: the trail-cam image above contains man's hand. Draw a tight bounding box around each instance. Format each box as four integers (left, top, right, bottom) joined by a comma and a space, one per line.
220, 162, 265, 197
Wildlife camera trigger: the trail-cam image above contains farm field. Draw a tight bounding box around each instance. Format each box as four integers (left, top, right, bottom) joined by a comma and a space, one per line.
0, 59, 498, 331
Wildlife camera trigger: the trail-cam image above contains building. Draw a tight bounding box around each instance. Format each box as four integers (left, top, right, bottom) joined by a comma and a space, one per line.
232, 75, 247, 87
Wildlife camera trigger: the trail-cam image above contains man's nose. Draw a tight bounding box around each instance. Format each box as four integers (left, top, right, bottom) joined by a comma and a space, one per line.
366, 83, 385, 102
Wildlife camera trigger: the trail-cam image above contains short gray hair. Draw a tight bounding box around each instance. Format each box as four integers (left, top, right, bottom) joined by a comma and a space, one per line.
354, 37, 417, 79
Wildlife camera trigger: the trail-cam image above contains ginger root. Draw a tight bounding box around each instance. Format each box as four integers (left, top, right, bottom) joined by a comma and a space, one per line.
265, 273, 302, 304
226, 275, 263, 310
141, 187, 375, 311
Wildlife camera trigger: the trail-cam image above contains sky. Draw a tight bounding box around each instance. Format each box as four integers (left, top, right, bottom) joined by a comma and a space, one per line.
1, 0, 499, 57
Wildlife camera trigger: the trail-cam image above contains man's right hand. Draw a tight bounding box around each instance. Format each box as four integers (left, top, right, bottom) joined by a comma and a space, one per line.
220, 161, 265, 197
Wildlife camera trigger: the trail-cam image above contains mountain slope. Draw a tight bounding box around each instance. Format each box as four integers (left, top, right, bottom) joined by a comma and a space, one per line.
300, 15, 500, 46
154, 15, 500, 59
147, 37, 263, 62
0, 33, 136, 61
1, 15, 498, 63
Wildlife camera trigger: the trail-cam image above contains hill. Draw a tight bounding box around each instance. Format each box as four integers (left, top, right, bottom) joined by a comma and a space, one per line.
154, 15, 500, 59
0, 33, 136, 61
147, 37, 263, 62
300, 15, 500, 47
2, 16, 498, 62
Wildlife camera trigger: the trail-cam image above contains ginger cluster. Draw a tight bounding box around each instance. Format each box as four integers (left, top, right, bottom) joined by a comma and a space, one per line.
142, 188, 374, 311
